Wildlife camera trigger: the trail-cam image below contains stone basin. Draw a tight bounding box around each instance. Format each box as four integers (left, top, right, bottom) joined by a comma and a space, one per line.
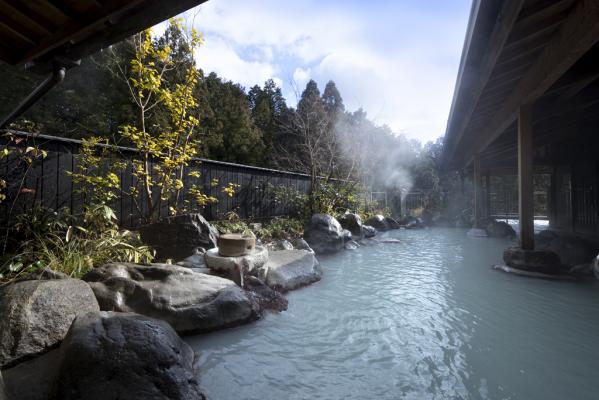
218, 233, 256, 257
205, 246, 269, 275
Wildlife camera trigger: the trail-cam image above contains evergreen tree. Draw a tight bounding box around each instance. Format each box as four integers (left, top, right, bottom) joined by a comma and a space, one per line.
322, 80, 345, 119
247, 79, 289, 166
200, 72, 264, 165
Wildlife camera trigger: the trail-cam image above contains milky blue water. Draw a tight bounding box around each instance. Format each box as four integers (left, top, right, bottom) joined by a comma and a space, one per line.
186, 228, 599, 400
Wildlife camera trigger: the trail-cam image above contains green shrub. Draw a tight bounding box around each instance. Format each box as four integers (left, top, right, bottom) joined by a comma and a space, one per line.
357, 207, 392, 222
1, 204, 154, 282
212, 211, 251, 235
256, 217, 304, 241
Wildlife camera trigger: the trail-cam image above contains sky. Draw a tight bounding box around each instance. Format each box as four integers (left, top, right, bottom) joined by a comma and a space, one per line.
163, 0, 472, 143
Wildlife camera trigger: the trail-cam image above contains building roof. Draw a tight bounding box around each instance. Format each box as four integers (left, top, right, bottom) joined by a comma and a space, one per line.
0, 0, 208, 73
442, 0, 599, 170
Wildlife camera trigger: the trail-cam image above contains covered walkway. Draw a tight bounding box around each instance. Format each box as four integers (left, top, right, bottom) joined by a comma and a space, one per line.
443, 0, 599, 249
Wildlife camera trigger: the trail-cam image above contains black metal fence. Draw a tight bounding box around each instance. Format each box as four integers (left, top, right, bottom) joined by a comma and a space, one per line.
1, 131, 313, 227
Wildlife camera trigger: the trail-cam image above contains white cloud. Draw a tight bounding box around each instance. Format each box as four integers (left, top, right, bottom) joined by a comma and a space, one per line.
292, 67, 311, 89
167, 0, 470, 142
195, 36, 279, 88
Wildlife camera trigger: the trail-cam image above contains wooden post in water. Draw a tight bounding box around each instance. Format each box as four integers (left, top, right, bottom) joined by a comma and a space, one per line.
473, 153, 483, 228
485, 173, 491, 220
518, 104, 534, 250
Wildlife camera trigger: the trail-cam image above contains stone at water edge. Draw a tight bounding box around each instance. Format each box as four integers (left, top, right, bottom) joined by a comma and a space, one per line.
485, 220, 516, 238
536, 230, 598, 268
593, 255, 599, 280
401, 216, 425, 229
304, 214, 350, 254
385, 216, 401, 229
49, 312, 206, 400
492, 264, 568, 280
83, 263, 260, 334
0, 370, 6, 400
244, 276, 288, 312
362, 225, 377, 238
265, 250, 322, 292
275, 239, 294, 250
138, 213, 218, 261
293, 238, 314, 252
0, 278, 99, 369
176, 253, 213, 275
365, 215, 390, 231
345, 240, 360, 250
502, 247, 563, 275
338, 213, 364, 239
2, 346, 60, 400
378, 238, 402, 244
569, 263, 594, 277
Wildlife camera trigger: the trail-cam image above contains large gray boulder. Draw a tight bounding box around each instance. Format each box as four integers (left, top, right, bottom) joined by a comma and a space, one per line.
503, 247, 563, 275
2, 348, 59, 400
362, 225, 377, 238
385, 216, 400, 229
176, 253, 211, 275
304, 214, 350, 254
485, 220, 516, 238
244, 276, 288, 312
139, 213, 218, 261
293, 238, 314, 252
400, 216, 424, 229
536, 230, 597, 267
49, 312, 206, 400
83, 263, 259, 334
0, 372, 5, 400
0, 279, 99, 369
365, 215, 389, 231
338, 213, 364, 239
265, 250, 322, 292
274, 239, 294, 250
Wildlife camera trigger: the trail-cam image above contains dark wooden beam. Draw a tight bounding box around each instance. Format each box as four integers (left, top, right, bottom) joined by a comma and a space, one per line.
471, 0, 599, 160
0, 1, 53, 36
487, 63, 529, 86
26, 0, 209, 73
509, 0, 575, 41
502, 20, 559, 54
21, 0, 145, 64
498, 30, 553, 66
0, 0, 59, 33
559, 73, 599, 100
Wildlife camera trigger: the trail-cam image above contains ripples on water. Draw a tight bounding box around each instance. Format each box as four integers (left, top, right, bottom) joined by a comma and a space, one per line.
186, 228, 599, 400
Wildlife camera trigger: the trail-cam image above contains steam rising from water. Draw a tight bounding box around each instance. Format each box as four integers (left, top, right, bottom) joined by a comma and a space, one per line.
334, 112, 420, 193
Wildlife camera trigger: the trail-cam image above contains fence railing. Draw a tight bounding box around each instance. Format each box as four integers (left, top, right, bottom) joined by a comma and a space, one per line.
1, 131, 316, 227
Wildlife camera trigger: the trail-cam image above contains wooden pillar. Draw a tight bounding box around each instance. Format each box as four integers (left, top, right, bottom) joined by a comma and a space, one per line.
571, 164, 577, 233
485, 173, 491, 219
473, 154, 483, 227
549, 166, 557, 228
518, 104, 534, 250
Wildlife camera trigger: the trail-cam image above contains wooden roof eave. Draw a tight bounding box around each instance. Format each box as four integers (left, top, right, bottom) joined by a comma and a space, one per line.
442, 0, 523, 169
463, 0, 599, 168
1, 0, 209, 74
443, 0, 599, 171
